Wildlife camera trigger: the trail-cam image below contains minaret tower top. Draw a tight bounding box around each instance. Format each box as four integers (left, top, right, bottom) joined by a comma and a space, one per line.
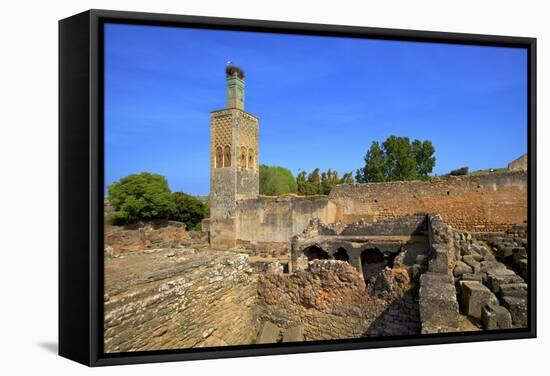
225, 65, 245, 110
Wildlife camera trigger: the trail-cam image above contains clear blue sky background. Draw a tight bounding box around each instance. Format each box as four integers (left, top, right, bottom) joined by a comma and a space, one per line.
105, 23, 527, 196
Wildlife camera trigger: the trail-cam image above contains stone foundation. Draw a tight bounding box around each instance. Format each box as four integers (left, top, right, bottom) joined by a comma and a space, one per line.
104, 249, 259, 352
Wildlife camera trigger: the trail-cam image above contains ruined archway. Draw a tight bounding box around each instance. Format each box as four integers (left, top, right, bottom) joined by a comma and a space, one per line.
360, 248, 385, 281
240, 146, 247, 169
248, 148, 255, 170
223, 145, 231, 167
215, 146, 223, 168
333, 247, 350, 263
303, 245, 329, 261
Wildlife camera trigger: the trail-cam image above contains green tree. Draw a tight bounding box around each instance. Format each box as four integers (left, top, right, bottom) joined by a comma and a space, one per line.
107, 172, 176, 225
340, 172, 354, 185
355, 141, 386, 183
383, 136, 417, 181
259, 165, 297, 196
296, 171, 307, 195
412, 139, 436, 179
356, 136, 436, 183
306, 168, 321, 195
298, 168, 354, 195
170, 192, 207, 230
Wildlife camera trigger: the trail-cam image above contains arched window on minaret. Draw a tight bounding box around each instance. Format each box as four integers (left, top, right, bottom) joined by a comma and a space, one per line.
223, 145, 232, 167
248, 148, 254, 170
215, 146, 223, 168
240, 146, 247, 169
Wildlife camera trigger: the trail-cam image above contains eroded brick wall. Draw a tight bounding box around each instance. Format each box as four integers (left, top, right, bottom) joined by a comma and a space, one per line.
230, 171, 526, 249
329, 171, 527, 232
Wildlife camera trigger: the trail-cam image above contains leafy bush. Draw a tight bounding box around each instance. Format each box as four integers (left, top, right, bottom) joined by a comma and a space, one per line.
170, 192, 208, 230
107, 172, 175, 225
259, 165, 297, 196
107, 172, 209, 229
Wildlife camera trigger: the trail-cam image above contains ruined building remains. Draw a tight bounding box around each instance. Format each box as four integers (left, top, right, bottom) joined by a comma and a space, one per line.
207, 66, 528, 254
103, 66, 529, 351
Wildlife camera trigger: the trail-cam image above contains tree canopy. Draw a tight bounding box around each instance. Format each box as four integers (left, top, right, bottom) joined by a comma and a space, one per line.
259, 165, 297, 196
108, 172, 175, 225
356, 136, 435, 183
107, 172, 208, 229
297, 168, 354, 195
171, 192, 209, 230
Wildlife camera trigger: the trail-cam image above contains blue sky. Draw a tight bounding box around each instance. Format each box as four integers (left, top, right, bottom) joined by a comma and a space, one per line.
104, 23, 527, 196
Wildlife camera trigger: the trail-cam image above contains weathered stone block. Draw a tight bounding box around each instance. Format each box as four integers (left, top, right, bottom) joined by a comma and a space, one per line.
485, 272, 524, 294
453, 261, 473, 277
481, 303, 512, 330
460, 281, 499, 319
282, 325, 304, 342
461, 273, 483, 282
257, 321, 280, 344
498, 246, 515, 258
470, 251, 483, 262
475, 245, 492, 257
462, 255, 481, 273
412, 264, 427, 280
428, 245, 450, 274
499, 283, 527, 299
265, 260, 284, 274
419, 273, 459, 334
502, 296, 528, 327
483, 254, 497, 262
480, 261, 513, 274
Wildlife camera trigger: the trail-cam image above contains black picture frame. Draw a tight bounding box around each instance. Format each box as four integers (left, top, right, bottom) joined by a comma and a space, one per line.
59, 9, 537, 367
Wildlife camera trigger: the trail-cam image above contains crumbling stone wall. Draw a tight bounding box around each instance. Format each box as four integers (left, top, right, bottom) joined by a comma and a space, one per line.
257, 260, 420, 341
104, 220, 207, 254
235, 195, 336, 249
507, 154, 527, 172
418, 214, 460, 333
104, 249, 259, 352
453, 227, 528, 329
289, 215, 429, 275
228, 171, 526, 251
329, 171, 527, 232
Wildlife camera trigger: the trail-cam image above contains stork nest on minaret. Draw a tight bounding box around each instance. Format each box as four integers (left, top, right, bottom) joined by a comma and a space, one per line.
226, 65, 245, 79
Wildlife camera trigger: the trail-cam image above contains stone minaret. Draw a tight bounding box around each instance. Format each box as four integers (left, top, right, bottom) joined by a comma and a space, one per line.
209, 65, 259, 248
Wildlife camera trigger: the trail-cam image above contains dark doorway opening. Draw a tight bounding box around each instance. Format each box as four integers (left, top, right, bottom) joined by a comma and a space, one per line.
333, 247, 350, 262
303, 245, 330, 261
360, 248, 386, 281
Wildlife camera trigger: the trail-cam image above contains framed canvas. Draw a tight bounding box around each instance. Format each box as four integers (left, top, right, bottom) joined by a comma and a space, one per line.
59, 9, 537, 366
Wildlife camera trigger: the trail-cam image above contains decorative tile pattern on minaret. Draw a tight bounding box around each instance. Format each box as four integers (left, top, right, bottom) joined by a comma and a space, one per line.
209, 65, 259, 248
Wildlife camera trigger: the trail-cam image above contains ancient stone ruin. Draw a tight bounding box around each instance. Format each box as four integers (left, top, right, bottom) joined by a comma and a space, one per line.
103, 65, 529, 352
